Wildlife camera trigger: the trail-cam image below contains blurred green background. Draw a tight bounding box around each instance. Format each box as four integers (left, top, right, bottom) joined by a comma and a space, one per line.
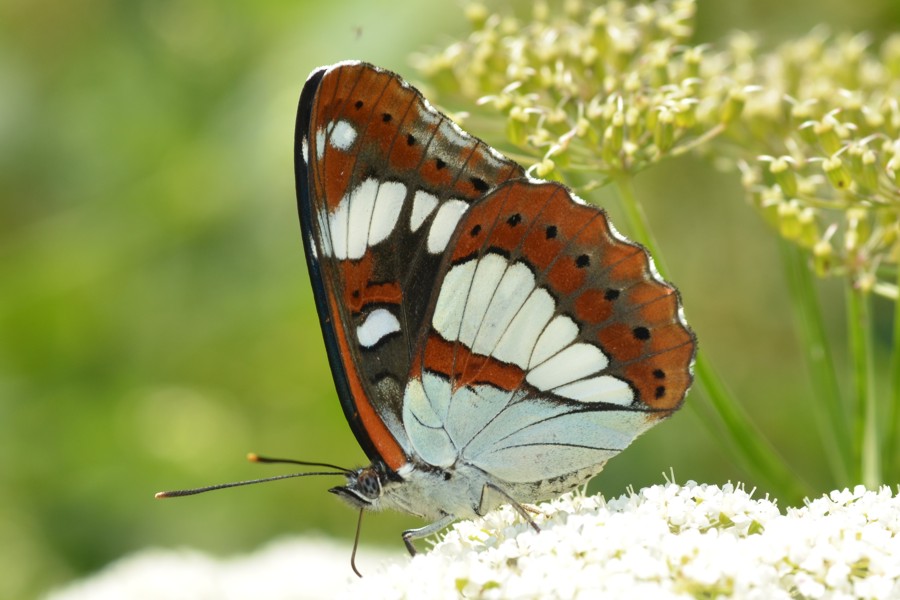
2, 0, 898, 597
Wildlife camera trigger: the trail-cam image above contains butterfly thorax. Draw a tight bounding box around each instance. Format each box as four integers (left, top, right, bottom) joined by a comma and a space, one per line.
331, 460, 495, 521
333, 456, 606, 523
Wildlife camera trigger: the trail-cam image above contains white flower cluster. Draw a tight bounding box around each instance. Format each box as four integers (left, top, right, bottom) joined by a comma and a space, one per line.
345, 482, 900, 600
45, 483, 900, 599
46, 537, 391, 600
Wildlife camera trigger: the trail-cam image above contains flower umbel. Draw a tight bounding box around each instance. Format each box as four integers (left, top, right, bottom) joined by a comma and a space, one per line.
347, 483, 900, 600
414, 0, 728, 183
724, 29, 900, 298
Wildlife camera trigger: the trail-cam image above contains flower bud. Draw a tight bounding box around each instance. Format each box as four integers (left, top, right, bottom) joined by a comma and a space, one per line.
814, 117, 843, 155
564, 0, 583, 18
813, 239, 833, 277
768, 156, 798, 197
682, 46, 703, 80
534, 157, 556, 178
846, 208, 870, 250
721, 87, 748, 124
674, 99, 698, 129
777, 200, 802, 240
798, 207, 818, 248
856, 272, 876, 294
464, 3, 489, 29
654, 107, 675, 152
822, 156, 853, 191
851, 147, 881, 191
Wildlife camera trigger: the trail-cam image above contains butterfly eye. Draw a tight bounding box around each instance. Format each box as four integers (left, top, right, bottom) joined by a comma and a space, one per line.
356, 467, 383, 500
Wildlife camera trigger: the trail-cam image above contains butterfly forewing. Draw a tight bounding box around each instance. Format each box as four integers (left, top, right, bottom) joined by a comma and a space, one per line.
295, 62, 525, 471
404, 180, 695, 484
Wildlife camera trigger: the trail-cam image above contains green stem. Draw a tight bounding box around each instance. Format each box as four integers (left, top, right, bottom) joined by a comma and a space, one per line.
612, 174, 808, 501
694, 355, 807, 500
888, 267, 900, 480
779, 241, 852, 485
612, 175, 668, 274
846, 279, 880, 488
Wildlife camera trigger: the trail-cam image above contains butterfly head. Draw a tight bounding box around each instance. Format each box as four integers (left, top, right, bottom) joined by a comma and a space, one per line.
329, 464, 385, 509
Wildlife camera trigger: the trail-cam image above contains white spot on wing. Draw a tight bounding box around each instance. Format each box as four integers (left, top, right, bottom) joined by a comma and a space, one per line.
526, 343, 609, 391
529, 315, 579, 368
427, 199, 469, 254
409, 190, 439, 232
368, 181, 406, 246
356, 308, 401, 348
316, 209, 332, 257
471, 262, 535, 356
439, 118, 471, 148
484, 145, 508, 169
344, 179, 379, 260
418, 99, 442, 127
492, 288, 555, 369
553, 375, 634, 405
459, 254, 508, 347
329, 120, 357, 151
433, 259, 477, 340
328, 195, 351, 260
330, 179, 406, 260
301, 136, 309, 165
315, 129, 326, 160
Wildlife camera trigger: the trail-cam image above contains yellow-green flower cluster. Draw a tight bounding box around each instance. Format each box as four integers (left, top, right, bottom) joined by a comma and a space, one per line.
724, 30, 900, 295
414, 0, 730, 183
417, 1, 900, 296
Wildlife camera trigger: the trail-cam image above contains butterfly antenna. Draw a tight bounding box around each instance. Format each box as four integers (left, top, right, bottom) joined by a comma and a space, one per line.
155, 453, 351, 498
247, 453, 353, 474
350, 507, 365, 578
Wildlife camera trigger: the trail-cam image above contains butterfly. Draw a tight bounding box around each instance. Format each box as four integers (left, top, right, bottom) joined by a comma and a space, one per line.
293, 62, 696, 554
156, 61, 695, 573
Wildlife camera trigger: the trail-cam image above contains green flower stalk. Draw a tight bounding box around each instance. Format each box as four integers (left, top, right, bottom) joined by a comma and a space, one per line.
721, 29, 900, 488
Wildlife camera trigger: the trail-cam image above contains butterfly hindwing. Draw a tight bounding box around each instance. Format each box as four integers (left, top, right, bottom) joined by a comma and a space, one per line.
295, 62, 525, 470
402, 180, 695, 485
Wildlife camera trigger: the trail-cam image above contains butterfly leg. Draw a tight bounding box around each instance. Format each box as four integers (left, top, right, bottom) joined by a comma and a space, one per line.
483, 482, 541, 534
401, 514, 457, 555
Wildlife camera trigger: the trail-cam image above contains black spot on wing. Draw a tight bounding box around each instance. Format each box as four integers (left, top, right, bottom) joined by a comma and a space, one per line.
471, 177, 489, 192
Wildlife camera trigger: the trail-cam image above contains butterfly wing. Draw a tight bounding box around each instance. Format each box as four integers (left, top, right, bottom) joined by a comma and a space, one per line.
294, 62, 525, 472
402, 180, 696, 488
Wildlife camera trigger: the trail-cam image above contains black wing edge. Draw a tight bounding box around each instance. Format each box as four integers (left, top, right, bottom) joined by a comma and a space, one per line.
293, 63, 382, 465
